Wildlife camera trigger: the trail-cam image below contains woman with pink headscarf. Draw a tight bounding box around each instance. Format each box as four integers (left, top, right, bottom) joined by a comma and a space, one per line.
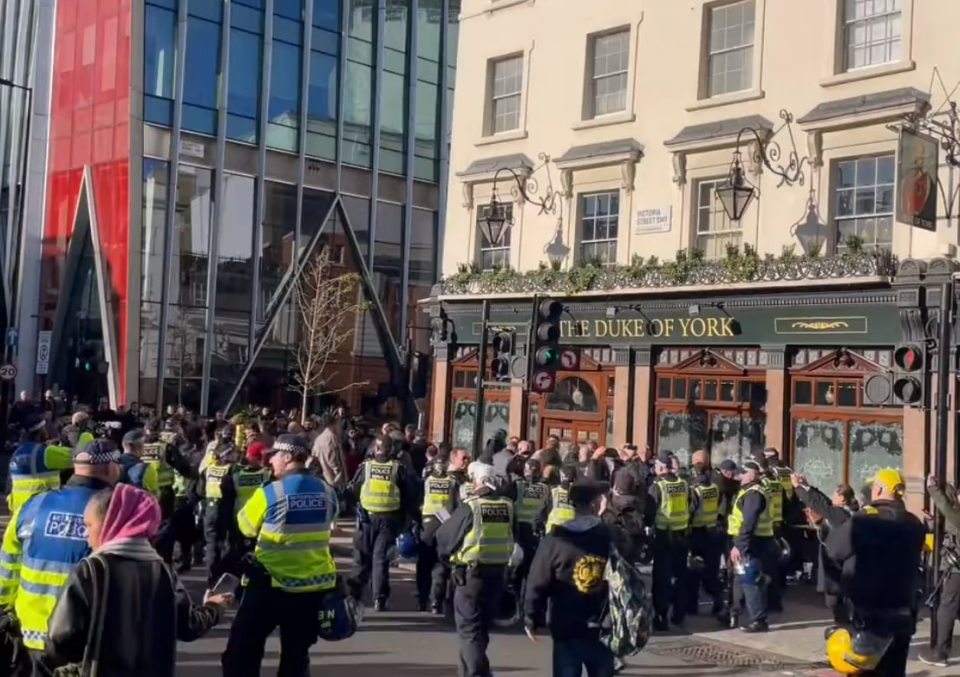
43, 484, 230, 676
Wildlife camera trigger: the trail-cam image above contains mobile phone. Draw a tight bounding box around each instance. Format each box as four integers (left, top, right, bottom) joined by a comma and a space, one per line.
210, 573, 239, 597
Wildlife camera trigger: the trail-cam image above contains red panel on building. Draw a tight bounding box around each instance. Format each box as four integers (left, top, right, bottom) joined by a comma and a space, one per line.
43, 0, 132, 401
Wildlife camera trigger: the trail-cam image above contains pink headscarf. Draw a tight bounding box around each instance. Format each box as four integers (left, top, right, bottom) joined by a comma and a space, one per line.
99, 484, 162, 546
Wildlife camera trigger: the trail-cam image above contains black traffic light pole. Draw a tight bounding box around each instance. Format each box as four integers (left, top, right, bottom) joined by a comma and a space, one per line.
472, 299, 490, 458
932, 281, 953, 586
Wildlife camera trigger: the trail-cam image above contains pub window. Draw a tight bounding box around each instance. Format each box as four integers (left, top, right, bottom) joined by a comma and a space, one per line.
547, 377, 600, 413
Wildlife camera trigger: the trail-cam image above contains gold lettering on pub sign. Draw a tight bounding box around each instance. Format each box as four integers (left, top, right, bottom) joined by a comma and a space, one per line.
559, 317, 735, 340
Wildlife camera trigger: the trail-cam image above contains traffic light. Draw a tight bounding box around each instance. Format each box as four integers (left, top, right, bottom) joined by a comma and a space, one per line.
531, 298, 563, 393
490, 331, 514, 382
76, 341, 99, 373
892, 343, 925, 406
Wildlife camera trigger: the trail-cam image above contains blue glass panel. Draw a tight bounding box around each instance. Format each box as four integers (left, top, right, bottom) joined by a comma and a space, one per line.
146, 0, 176, 9
188, 0, 222, 21
268, 40, 301, 128
184, 16, 221, 110
312, 26, 339, 55
274, 0, 303, 20
313, 0, 339, 30
232, 4, 263, 33
144, 95, 174, 126
228, 28, 261, 119
182, 105, 217, 136
145, 5, 176, 99
227, 114, 258, 143
308, 50, 337, 124
273, 16, 303, 46
234, 0, 263, 7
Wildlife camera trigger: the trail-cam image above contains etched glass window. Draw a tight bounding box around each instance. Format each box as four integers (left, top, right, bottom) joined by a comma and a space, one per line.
657, 411, 708, 468
547, 377, 599, 413
793, 419, 845, 493
849, 420, 903, 496
452, 400, 476, 449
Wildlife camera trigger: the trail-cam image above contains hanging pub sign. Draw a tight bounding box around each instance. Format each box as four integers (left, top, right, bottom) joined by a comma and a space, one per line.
895, 128, 938, 232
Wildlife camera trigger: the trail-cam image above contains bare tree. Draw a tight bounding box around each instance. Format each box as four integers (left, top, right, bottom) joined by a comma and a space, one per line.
293, 246, 370, 423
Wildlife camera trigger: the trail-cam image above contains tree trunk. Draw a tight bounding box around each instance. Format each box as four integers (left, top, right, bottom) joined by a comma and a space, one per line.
301, 385, 309, 426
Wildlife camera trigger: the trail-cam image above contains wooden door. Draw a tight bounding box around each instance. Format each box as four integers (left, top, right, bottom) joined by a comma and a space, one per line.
540, 418, 605, 448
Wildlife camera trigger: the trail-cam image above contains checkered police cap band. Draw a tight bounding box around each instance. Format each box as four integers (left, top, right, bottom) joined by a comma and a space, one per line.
74, 440, 121, 466
273, 435, 310, 458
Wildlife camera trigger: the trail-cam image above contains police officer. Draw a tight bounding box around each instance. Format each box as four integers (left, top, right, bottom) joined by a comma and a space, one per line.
0, 440, 120, 654
824, 468, 925, 674
755, 451, 786, 611
646, 450, 691, 630
349, 435, 416, 611
436, 468, 516, 677
727, 459, 774, 632
417, 456, 457, 614
118, 428, 160, 497
6, 416, 73, 513
221, 435, 339, 677
546, 464, 578, 533
143, 418, 178, 516
687, 451, 723, 617
195, 440, 240, 586
922, 473, 960, 667
513, 458, 550, 594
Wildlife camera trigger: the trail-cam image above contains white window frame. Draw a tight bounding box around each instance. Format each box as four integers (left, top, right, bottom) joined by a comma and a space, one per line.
842, 0, 903, 72
587, 28, 630, 119
822, 0, 914, 86
831, 154, 895, 253
488, 55, 523, 136
705, 0, 756, 98
476, 202, 513, 271
694, 178, 743, 259
578, 191, 620, 266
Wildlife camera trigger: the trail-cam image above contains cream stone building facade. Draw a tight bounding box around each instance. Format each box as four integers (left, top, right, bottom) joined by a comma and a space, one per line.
427, 0, 960, 505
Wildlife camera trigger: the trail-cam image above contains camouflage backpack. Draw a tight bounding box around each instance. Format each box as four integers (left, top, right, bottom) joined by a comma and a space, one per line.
601, 545, 653, 658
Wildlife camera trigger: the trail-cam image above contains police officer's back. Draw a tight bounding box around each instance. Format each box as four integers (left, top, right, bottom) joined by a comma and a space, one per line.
823, 469, 924, 675
221, 435, 338, 677
416, 457, 458, 613
546, 464, 578, 534
645, 451, 691, 630
727, 460, 774, 632
348, 435, 416, 611
687, 453, 723, 616
436, 469, 516, 677
118, 428, 160, 497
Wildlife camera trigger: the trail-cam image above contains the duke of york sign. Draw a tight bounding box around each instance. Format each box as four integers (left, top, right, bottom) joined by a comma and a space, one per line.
559, 316, 735, 340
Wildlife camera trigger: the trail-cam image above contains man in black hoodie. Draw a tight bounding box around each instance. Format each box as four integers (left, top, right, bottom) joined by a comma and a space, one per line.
525, 479, 614, 677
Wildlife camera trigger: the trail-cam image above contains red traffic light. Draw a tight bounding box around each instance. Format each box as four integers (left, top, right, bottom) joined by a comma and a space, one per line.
538, 299, 563, 320
894, 345, 923, 372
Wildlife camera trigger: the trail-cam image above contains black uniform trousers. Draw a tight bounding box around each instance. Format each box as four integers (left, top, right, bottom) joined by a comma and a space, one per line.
153, 488, 177, 564
221, 577, 324, 677
651, 529, 688, 621
350, 511, 402, 602
453, 565, 506, 677
416, 518, 450, 609
767, 525, 784, 611
933, 571, 960, 657
685, 526, 723, 613
204, 498, 232, 585
513, 523, 540, 598
172, 495, 198, 568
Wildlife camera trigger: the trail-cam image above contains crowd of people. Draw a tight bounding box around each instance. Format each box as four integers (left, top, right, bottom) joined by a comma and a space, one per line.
0, 392, 955, 676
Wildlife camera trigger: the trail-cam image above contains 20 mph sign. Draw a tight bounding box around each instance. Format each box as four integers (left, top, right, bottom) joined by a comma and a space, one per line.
0, 364, 17, 381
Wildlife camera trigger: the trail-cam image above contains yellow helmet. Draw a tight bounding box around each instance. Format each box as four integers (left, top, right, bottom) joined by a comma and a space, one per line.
826, 628, 892, 675
871, 468, 905, 496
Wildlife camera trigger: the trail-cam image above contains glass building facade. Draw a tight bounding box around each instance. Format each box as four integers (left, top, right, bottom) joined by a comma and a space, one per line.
38, 0, 460, 416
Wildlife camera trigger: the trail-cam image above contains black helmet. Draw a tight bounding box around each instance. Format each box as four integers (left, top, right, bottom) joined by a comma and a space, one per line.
432, 459, 448, 478
218, 424, 235, 443
523, 458, 542, 481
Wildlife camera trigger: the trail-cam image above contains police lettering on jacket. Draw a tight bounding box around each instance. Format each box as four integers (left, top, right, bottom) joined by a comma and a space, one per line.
368, 464, 394, 481
663, 482, 687, 497
480, 502, 511, 523
44, 511, 88, 541
288, 493, 328, 511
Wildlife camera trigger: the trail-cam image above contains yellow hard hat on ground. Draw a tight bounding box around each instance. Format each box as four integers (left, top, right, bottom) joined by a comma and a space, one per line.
826, 627, 892, 675
871, 468, 905, 496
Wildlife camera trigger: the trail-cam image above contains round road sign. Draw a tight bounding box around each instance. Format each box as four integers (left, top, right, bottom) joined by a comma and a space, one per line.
531, 370, 555, 393
560, 349, 580, 371
0, 364, 17, 381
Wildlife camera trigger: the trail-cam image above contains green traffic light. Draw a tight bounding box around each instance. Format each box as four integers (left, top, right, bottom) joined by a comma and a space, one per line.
84, 362, 92, 372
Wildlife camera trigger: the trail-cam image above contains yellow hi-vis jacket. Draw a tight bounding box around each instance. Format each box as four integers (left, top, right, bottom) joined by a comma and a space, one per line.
451, 496, 514, 565
546, 486, 575, 533
654, 477, 690, 532
236, 472, 338, 592
359, 460, 401, 513
7, 443, 73, 513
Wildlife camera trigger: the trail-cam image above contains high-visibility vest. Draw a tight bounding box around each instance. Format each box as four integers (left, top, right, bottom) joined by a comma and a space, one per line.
7, 443, 72, 513
236, 473, 337, 592
142, 442, 175, 490
422, 476, 455, 517
546, 486, 575, 533
654, 478, 690, 532
0, 485, 97, 650
728, 484, 774, 538
451, 496, 514, 565
359, 460, 401, 513
514, 480, 550, 525
691, 482, 720, 528
763, 475, 784, 526
459, 483, 475, 502
776, 466, 795, 500
205, 462, 232, 500
233, 467, 268, 516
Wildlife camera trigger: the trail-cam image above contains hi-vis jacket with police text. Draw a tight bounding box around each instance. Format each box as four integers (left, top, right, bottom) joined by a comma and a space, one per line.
7, 442, 73, 512
236, 471, 339, 592
0, 476, 110, 650
350, 458, 417, 517
435, 485, 518, 565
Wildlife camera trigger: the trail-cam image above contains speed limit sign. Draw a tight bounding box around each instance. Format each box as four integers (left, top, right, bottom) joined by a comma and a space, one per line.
0, 364, 17, 381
